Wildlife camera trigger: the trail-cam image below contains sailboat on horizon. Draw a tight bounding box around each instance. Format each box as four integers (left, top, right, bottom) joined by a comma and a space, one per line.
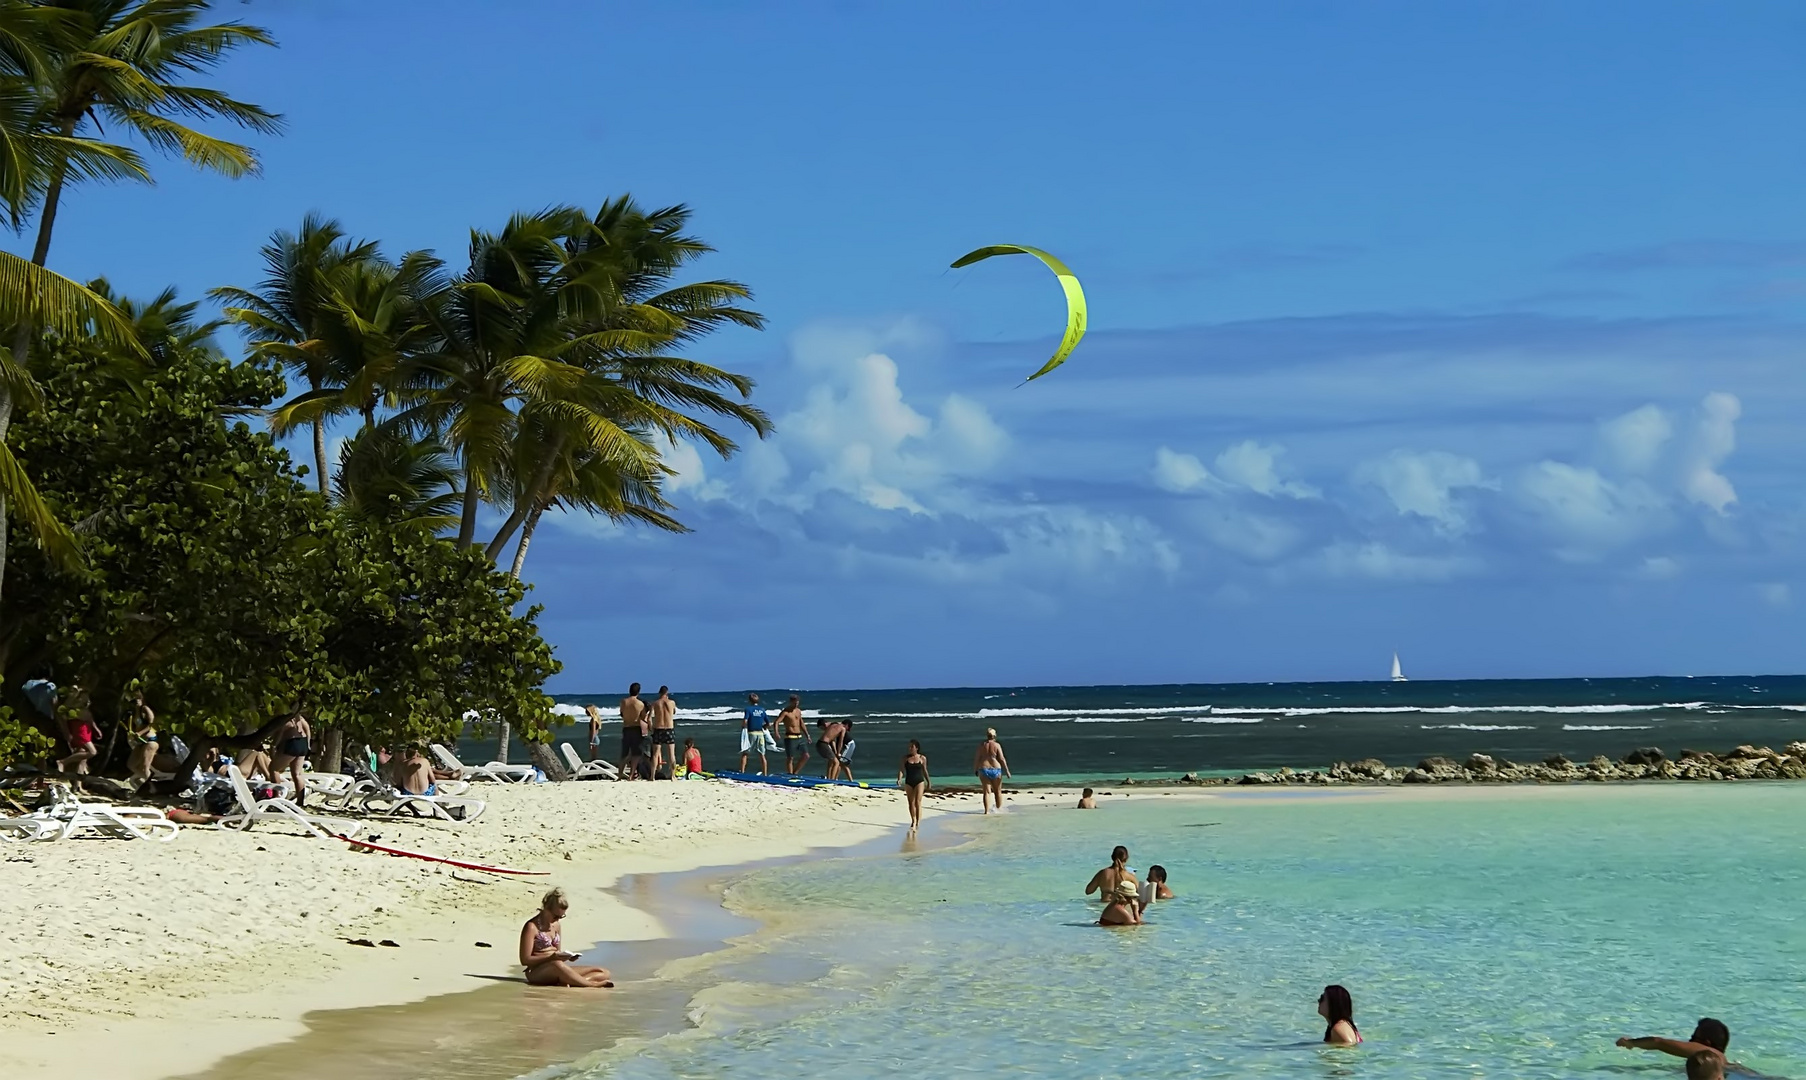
1391, 653, 1408, 682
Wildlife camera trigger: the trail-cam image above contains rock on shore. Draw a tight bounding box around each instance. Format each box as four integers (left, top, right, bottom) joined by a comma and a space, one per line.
1171, 741, 1806, 787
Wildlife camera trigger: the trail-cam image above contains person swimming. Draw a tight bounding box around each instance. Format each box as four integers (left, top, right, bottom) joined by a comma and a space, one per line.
1077, 787, 1096, 809
1319, 984, 1361, 1045
1617, 1017, 1730, 1068
1687, 1050, 1726, 1080
1098, 879, 1141, 926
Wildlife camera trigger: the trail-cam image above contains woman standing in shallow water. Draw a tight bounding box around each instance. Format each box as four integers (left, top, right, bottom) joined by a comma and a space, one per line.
972, 728, 1010, 813
1319, 984, 1361, 1045
898, 740, 930, 830
520, 888, 614, 988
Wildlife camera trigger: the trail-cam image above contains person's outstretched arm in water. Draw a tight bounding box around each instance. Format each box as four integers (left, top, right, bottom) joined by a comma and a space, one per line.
1618, 1018, 1730, 1063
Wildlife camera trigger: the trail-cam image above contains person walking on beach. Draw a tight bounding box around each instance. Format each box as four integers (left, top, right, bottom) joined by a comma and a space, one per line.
972, 727, 1010, 813
1099, 880, 1141, 926
898, 739, 930, 830
778, 695, 809, 775
740, 692, 772, 774
584, 704, 603, 760
649, 686, 678, 780
519, 887, 614, 988
619, 684, 647, 780
271, 710, 312, 806
1085, 846, 1138, 900
1617, 1018, 1731, 1069
1319, 985, 1361, 1045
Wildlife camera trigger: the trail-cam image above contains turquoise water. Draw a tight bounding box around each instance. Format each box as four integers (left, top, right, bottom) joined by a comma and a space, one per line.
586, 785, 1806, 1078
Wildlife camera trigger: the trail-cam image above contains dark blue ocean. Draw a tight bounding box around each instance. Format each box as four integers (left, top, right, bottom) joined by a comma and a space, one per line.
495, 675, 1806, 784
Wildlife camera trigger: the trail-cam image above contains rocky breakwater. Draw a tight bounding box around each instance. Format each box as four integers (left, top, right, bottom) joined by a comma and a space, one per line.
1202, 742, 1806, 786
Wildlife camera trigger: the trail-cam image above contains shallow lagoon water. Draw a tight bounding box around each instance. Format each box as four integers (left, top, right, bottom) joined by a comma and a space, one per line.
585, 785, 1806, 1079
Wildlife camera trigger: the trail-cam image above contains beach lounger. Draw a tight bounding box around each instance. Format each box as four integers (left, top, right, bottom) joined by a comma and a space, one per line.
219, 764, 361, 840
429, 743, 534, 784
358, 779, 487, 823
0, 815, 56, 841
24, 789, 178, 842
558, 742, 620, 780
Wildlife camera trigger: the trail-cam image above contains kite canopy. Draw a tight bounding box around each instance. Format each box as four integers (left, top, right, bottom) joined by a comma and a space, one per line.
949, 245, 1087, 381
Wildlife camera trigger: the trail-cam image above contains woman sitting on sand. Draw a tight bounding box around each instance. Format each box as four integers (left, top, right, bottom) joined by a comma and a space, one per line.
1084, 845, 1138, 901
1319, 984, 1361, 1045
1098, 880, 1141, 926
898, 740, 930, 830
519, 888, 614, 988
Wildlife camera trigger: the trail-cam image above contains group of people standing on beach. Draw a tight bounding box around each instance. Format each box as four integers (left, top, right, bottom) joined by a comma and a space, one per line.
587, 684, 699, 781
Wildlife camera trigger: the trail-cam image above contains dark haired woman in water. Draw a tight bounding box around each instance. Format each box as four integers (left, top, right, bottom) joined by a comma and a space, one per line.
897, 739, 930, 830
1318, 984, 1361, 1045
1084, 845, 1137, 900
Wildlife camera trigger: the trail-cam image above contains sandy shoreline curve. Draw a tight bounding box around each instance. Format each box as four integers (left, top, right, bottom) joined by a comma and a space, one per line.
0, 777, 931, 1080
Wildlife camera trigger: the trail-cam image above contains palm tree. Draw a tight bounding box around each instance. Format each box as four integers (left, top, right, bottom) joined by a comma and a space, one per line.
398, 207, 675, 549
213, 216, 383, 491
475, 198, 772, 574
333, 425, 460, 534
21, 0, 280, 268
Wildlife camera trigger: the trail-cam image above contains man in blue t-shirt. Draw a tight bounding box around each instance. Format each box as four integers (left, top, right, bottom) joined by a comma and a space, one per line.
739, 692, 773, 774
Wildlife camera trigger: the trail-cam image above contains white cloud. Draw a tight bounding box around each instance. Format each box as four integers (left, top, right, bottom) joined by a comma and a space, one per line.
1598, 404, 1673, 475
1313, 542, 1479, 582
660, 436, 727, 501
1758, 582, 1791, 608
1637, 555, 1682, 580
1679, 391, 1740, 514
1191, 503, 1302, 562
1152, 447, 1213, 493
1213, 440, 1320, 499
1357, 450, 1492, 534
1513, 461, 1668, 557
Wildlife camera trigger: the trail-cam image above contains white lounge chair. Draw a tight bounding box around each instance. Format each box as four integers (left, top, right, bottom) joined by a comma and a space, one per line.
429, 743, 533, 784
559, 742, 620, 780
25, 788, 177, 842
359, 778, 486, 823
0, 815, 56, 842
219, 764, 361, 840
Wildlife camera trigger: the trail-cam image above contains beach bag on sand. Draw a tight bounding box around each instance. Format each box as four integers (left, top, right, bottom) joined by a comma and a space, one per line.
655, 762, 672, 781
200, 784, 236, 816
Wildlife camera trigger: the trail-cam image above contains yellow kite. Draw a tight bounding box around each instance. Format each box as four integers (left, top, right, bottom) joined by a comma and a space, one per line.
950, 245, 1087, 381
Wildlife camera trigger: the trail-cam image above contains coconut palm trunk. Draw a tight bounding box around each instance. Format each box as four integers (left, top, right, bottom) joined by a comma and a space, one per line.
312, 417, 328, 494
510, 503, 546, 579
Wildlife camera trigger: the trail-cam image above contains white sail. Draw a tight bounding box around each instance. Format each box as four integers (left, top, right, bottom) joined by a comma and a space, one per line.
1391, 653, 1407, 682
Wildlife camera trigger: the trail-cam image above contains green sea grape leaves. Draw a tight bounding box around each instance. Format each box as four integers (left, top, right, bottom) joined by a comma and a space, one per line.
0, 301, 557, 770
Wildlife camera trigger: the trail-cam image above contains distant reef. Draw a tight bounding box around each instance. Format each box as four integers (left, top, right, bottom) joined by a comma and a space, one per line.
1141, 742, 1806, 787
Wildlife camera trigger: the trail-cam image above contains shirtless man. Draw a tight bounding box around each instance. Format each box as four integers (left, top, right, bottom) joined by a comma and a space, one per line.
1617, 1018, 1733, 1073
649, 687, 678, 779
618, 683, 647, 781
815, 717, 847, 780
1077, 787, 1096, 809
778, 695, 809, 775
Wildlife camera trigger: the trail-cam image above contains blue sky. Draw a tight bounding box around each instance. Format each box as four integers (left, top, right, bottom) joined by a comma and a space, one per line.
15, 1, 1806, 689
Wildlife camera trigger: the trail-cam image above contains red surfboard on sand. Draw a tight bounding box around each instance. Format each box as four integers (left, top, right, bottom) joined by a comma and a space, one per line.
341, 834, 548, 876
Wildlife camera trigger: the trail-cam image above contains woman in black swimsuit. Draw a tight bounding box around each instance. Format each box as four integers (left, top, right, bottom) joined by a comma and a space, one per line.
897, 739, 930, 830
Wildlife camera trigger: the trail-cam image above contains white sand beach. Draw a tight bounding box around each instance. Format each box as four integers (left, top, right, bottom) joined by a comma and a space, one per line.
0, 777, 930, 1080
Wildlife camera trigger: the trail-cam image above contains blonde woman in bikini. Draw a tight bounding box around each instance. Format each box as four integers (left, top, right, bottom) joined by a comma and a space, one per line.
971, 728, 1010, 813
519, 888, 613, 988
